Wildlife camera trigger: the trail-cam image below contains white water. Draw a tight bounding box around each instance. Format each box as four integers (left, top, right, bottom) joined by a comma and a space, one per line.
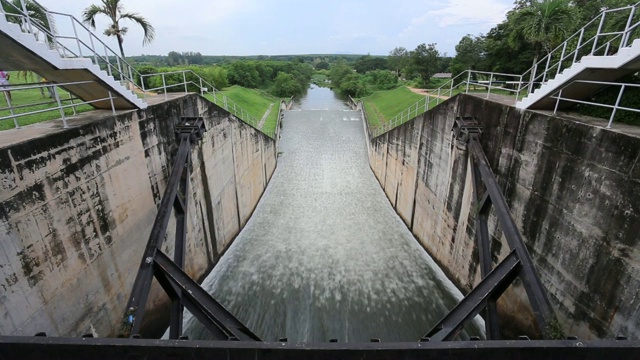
181, 86, 484, 342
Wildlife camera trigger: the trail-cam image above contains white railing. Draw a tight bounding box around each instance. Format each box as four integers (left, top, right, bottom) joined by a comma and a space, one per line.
0, 80, 122, 129
372, 2, 640, 137
370, 71, 524, 137
0, 0, 146, 100
550, 80, 640, 128
140, 70, 277, 138
521, 1, 640, 97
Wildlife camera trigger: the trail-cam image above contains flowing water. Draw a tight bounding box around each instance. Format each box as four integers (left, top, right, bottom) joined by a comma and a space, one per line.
182, 84, 483, 342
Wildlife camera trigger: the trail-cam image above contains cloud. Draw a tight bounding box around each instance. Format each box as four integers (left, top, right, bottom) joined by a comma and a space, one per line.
421, 0, 511, 27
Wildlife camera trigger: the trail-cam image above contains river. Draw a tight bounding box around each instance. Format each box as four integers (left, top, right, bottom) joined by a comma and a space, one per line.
182, 84, 483, 342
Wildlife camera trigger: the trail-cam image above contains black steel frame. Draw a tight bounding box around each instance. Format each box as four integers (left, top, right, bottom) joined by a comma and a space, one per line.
424, 116, 556, 341
120, 116, 258, 341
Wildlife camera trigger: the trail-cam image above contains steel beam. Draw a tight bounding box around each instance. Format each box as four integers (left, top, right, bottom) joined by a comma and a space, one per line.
425, 251, 521, 341
2, 336, 638, 360
123, 134, 193, 336
153, 251, 260, 341
468, 136, 556, 337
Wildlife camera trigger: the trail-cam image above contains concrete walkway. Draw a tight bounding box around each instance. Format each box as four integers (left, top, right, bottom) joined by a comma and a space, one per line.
0, 93, 188, 149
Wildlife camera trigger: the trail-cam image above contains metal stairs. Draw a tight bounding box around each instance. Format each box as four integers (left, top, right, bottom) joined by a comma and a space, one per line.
517, 39, 640, 110
516, 2, 640, 111
0, 10, 146, 110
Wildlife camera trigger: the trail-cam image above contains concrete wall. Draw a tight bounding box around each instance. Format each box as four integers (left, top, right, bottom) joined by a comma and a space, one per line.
0, 94, 277, 337
367, 94, 640, 340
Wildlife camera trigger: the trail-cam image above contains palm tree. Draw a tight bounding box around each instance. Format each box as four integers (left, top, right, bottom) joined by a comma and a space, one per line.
82, 0, 155, 60
1, 0, 54, 35
508, 0, 576, 66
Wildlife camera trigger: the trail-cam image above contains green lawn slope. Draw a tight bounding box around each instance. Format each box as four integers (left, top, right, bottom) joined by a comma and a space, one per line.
360, 87, 425, 129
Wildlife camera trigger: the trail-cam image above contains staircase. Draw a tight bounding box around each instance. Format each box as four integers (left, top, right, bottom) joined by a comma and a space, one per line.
0, 3, 146, 110
516, 2, 640, 111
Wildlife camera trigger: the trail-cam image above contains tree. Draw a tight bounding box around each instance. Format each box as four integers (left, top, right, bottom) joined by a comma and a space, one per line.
82, 0, 155, 59
273, 72, 302, 97
1, 0, 54, 36
411, 43, 441, 86
508, 0, 576, 65
353, 55, 388, 74
328, 61, 353, 89
388, 46, 410, 76
450, 35, 486, 76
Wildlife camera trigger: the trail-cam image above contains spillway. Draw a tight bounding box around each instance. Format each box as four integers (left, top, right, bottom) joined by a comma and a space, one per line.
183, 86, 483, 342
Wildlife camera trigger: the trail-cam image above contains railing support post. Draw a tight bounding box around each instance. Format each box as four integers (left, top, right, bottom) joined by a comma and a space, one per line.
4, 91, 19, 129
608, 85, 626, 128
162, 74, 168, 100
183, 72, 188, 93
52, 85, 68, 129
109, 91, 116, 115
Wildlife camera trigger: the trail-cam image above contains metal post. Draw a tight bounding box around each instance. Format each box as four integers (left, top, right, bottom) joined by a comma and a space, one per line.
71, 20, 83, 57
162, 74, 168, 100
557, 42, 568, 76
20, 0, 33, 34
553, 89, 563, 115
183, 72, 188, 93
199, 77, 203, 95
4, 91, 19, 129
487, 73, 494, 99
592, 13, 606, 54
622, 6, 636, 48
52, 85, 68, 128
108, 91, 116, 115
573, 29, 585, 63
68, 91, 77, 116
88, 29, 99, 65
437, 88, 441, 105
515, 75, 523, 105
104, 45, 112, 77
466, 71, 471, 93
608, 85, 626, 128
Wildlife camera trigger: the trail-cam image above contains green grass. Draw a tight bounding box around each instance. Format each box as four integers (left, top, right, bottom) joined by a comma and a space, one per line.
360, 86, 425, 128
0, 72, 94, 131
204, 85, 281, 135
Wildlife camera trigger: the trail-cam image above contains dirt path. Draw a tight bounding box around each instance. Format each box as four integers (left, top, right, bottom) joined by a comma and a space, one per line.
407, 87, 450, 100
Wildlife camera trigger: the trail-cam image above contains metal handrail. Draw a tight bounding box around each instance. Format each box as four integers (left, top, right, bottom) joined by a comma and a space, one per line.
550, 79, 640, 128
0, 0, 146, 98
521, 1, 640, 96
370, 70, 524, 137
0, 79, 121, 129
374, 2, 640, 137
140, 70, 277, 139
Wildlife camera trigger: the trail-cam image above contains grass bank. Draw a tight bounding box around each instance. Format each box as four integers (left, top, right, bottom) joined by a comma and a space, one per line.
360, 86, 425, 128
0, 72, 93, 131
204, 85, 280, 135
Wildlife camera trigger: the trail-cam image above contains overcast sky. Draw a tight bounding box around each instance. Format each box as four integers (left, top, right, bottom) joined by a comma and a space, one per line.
38, 0, 514, 57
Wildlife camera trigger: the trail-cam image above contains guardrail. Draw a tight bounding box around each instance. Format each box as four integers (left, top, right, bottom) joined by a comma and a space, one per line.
0, 79, 121, 129
521, 1, 640, 97
370, 71, 524, 137
1, 0, 146, 98
140, 70, 277, 139
550, 79, 640, 128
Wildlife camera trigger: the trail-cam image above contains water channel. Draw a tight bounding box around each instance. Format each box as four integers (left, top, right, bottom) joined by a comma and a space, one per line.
182, 84, 483, 342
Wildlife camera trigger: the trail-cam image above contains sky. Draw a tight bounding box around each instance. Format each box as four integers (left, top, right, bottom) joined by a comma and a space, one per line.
37, 0, 515, 57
